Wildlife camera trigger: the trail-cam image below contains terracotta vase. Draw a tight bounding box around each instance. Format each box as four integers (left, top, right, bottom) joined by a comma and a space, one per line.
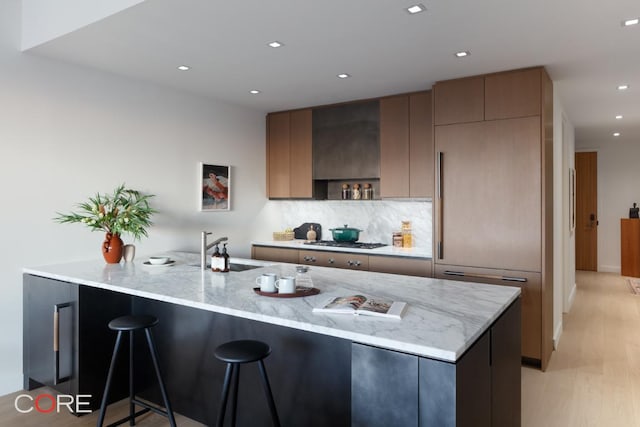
102, 232, 123, 263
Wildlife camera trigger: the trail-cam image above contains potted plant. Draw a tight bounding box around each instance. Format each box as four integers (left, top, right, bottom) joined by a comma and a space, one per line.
54, 184, 157, 263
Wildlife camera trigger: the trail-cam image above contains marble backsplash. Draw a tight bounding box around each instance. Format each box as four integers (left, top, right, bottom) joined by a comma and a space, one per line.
263, 200, 432, 250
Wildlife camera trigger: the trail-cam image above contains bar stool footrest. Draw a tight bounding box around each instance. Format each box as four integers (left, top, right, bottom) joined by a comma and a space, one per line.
105, 407, 150, 427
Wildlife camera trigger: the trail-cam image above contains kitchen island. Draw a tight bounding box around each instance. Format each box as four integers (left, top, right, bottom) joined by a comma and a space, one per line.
23, 252, 520, 427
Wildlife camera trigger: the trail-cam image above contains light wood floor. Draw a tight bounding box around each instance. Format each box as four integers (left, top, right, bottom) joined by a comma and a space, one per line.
522, 271, 640, 427
2, 271, 638, 426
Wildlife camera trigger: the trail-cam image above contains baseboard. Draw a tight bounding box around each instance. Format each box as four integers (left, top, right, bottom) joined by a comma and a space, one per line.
553, 319, 563, 350
599, 265, 621, 274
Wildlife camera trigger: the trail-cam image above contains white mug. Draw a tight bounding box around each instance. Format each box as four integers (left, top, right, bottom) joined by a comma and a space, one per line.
256, 273, 277, 293
275, 276, 296, 294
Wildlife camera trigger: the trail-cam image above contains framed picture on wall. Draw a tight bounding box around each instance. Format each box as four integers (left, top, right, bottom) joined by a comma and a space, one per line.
200, 163, 230, 211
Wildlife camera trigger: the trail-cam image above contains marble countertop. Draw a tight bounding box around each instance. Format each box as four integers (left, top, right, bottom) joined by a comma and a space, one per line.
252, 239, 432, 259
24, 252, 518, 362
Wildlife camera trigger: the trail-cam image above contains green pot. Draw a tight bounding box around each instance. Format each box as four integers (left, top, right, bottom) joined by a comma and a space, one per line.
330, 225, 363, 242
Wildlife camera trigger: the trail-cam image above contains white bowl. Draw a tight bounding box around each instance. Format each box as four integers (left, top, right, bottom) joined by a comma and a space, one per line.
148, 256, 170, 265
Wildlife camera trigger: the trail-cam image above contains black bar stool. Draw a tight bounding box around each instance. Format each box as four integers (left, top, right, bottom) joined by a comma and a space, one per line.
96, 315, 176, 427
214, 339, 280, 427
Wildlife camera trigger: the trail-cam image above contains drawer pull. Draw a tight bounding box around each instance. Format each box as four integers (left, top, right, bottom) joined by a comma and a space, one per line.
443, 270, 527, 283
328, 258, 335, 264
53, 302, 72, 385
347, 260, 362, 267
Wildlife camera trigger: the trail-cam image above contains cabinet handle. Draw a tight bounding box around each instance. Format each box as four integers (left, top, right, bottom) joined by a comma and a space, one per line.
53, 302, 72, 385
347, 260, 361, 267
328, 258, 335, 264
437, 152, 444, 260
303, 256, 317, 262
443, 270, 527, 283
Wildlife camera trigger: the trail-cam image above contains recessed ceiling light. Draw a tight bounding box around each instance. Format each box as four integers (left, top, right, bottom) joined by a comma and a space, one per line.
617, 84, 629, 90
613, 132, 621, 137
623, 18, 639, 26
337, 73, 351, 79
177, 65, 190, 71
406, 4, 426, 14
249, 90, 261, 94
615, 115, 623, 120
268, 41, 283, 48
455, 51, 470, 58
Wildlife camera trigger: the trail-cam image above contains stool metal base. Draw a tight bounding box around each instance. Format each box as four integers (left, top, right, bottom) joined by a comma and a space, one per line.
97, 316, 176, 427
215, 340, 280, 427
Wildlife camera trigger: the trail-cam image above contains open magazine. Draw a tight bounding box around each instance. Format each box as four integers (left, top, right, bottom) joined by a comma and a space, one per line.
312, 295, 407, 320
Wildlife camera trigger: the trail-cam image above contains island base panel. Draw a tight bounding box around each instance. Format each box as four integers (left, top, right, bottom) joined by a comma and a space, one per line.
132, 297, 351, 427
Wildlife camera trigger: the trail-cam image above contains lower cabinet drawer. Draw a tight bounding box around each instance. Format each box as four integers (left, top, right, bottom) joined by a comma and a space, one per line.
369, 256, 432, 277
299, 250, 369, 270
252, 246, 299, 263
435, 264, 541, 361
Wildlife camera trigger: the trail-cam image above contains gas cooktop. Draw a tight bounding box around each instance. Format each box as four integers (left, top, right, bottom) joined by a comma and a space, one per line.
304, 240, 387, 249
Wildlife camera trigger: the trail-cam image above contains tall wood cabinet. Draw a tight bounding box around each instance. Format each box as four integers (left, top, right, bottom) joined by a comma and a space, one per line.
380, 91, 433, 198
621, 219, 640, 277
266, 109, 313, 198
433, 67, 554, 370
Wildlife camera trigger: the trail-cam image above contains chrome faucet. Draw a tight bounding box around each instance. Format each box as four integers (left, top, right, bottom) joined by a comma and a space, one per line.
201, 232, 228, 270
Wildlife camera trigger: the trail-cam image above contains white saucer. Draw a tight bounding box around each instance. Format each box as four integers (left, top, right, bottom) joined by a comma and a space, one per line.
143, 260, 175, 267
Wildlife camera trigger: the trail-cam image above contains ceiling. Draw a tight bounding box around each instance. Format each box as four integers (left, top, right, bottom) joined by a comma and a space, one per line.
25, 0, 640, 143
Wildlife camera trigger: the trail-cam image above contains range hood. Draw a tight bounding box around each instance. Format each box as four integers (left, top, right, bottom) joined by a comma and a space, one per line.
312, 100, 380, 180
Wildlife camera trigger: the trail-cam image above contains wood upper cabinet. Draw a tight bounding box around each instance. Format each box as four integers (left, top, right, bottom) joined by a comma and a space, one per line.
409, 92, 433, 198
380, 91, 433, 198
266, 109, 312, 198
380, 95, 409, 198
485, 68, 541, 120
267, 112, 290, 198
433, 77, 484, 125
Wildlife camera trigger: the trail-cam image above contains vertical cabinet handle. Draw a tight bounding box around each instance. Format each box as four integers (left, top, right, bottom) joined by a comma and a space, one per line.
53, 302, 72, 385
437, 152, 444, 260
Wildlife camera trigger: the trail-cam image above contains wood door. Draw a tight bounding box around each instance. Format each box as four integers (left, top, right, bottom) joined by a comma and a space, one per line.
380, 95, 410, 197
267, 112, 291, 198
435, 117, 541, 272
575, 152, 598, 271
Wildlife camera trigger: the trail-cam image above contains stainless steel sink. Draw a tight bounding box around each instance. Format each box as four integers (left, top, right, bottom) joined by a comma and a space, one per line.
229, 263, 262, 272
190, 263, 263, 272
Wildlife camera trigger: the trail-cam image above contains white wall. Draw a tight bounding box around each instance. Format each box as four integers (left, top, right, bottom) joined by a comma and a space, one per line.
552, 88, 576, 348
0, 0, 266, 396
576, 137, 640, 273
561, 113, 576, 313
